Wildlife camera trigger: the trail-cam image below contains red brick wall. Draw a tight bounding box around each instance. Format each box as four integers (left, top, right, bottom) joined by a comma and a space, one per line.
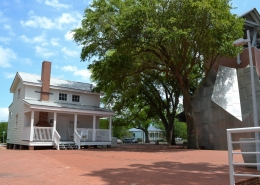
212, 48, 250, 71
35, 112, 51, 127
253, 47, 260, 76
41, 61, 51, 101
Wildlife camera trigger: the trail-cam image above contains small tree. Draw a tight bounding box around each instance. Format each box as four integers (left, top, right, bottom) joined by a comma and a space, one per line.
0, 122, 8, 143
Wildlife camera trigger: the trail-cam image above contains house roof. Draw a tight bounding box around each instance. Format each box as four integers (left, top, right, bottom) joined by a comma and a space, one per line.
10, 72, 95, 93
23, 99, 114, 115
129, 126, 162, 132
239, 8, 260, 49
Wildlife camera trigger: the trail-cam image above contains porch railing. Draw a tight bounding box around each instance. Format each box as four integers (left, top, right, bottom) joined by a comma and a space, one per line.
227, 126, 260, 185
34, 127, 53, 141
76, 128, 110, 141
53, 130, 61, 150
96, 129, 109, 141
77, 128, 93, 141
74, 130, 81, 149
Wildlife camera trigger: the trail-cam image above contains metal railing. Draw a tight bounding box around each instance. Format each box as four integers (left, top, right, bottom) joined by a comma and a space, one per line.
34, 127, 53, 141
53, 130, 60, 150
227, 126, 260, 185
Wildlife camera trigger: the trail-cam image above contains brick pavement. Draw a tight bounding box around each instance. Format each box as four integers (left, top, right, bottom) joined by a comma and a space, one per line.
0, 144, 259, 185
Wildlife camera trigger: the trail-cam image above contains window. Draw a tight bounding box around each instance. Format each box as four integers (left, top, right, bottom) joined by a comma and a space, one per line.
17, 88, 20, 99
59, 93, 67, 101
15, 114, 18, 128
72, 95, 80, 102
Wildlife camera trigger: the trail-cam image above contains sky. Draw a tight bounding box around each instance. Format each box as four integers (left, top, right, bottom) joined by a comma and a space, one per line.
0, 0, 259, 122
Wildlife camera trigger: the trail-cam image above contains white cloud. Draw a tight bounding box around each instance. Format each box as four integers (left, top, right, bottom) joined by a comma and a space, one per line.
61, 47, 78, 57
50, 38, 60, 46
0, 108, 8, 122
61, 65, 77, 71
35, 46, 55, 58
53, 64, 60, 69
20, 15, 55, 29
0, 11, 8, 22
57, 13, 77, 25
0, 46, 16, 68
51, 74, 64, 79
61, 65, 91, 80
64, 31, 74, 41
4, 24, 15, 36
21, 58, 33, 65
0, 37, 11, 44
73, 69, 92, 80
4, 72, 15, 79
20, 34, 47, 45
4, 24, 11, 30
20, 12, 81, 30
45, 0, 70, 9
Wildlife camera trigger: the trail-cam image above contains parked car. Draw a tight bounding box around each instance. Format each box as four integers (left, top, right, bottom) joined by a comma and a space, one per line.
131, 139, 138, 143
117, 138, 122, 144
123, 138, 133, 143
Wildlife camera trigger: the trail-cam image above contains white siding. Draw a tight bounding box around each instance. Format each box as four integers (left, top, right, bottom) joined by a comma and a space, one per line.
7, 80, 26, 145
25, 85, 101, 106
49, 88, 100, 106
24, 112, 31, 127
25, 85, 41, 100
24, 104, 30, 113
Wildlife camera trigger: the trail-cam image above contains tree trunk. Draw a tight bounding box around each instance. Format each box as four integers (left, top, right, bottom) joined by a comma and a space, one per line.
171, 124, 176, 145
165, 127, 172, 145
144, 130, 150, 143
179, 79, 198, 149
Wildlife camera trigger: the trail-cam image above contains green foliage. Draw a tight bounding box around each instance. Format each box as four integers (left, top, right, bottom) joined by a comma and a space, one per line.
0, 122, 8, 143
113, 126, 132, 139
174, 120, 187, 140
73, 0, 244, 148
99, 117, 133, 139
154, 119, 187, 140
99, 118, 109, 129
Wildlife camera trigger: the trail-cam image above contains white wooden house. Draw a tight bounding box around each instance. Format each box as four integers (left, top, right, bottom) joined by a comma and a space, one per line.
7, 61, 114, 150
129, 126, 164, 142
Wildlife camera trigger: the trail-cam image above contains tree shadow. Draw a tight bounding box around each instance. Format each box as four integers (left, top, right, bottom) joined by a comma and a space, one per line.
83, 160, 260, 185
82, 144, 194, 153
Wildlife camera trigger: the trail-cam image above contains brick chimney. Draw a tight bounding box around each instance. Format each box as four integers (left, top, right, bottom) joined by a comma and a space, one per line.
36, 61, 52, 127
41, 61, 51, 101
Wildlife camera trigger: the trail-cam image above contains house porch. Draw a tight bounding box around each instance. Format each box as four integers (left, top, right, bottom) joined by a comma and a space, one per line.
19, 109, 113, 150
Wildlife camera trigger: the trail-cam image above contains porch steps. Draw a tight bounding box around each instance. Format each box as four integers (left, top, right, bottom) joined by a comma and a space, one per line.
58, 141, 79, 150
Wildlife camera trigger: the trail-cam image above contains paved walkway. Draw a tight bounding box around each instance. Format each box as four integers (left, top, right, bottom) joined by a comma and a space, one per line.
0, 144, 259, 185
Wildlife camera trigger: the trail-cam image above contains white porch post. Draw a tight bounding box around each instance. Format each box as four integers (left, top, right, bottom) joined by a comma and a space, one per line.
52, 112, 57, 140
74, 114, 77, 131
109, 116, 112, 141
92, 115, 96, 141
29, 110, 34, 141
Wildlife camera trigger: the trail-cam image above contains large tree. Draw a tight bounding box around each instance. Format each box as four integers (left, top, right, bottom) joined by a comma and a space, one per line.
73, 0, 244, 148
89, 56, 181, 144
